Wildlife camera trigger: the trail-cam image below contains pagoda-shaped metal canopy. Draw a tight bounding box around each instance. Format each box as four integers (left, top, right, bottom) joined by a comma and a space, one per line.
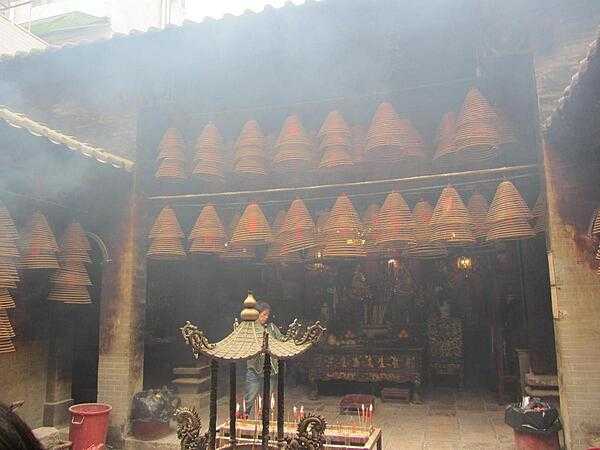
180, 291, 325, 361
177, 291, 326, 450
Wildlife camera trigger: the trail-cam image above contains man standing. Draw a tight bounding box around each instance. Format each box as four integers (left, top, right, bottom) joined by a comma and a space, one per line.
244, 301, 283, 415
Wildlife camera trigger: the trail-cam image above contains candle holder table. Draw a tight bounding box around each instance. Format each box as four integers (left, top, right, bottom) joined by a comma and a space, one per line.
217, 418, 382, 450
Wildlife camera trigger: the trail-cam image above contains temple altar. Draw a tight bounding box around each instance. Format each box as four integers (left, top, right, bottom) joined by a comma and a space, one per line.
307, 346, 424, 402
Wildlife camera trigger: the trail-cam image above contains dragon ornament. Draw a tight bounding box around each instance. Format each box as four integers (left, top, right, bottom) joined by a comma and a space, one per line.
180, 321, 215, 359
294, 321, 326, 346
281, 319, 303, 342
286, 414, 327, 450
174, 406, 208, 450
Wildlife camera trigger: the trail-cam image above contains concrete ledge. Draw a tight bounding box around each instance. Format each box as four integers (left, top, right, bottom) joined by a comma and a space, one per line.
124, 432, 179, 450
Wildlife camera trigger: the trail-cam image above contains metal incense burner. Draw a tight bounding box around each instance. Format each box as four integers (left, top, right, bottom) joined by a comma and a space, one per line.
175, 291, 326, 450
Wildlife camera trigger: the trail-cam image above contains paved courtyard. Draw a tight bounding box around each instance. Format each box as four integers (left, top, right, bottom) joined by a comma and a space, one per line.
124, 386, 518, 449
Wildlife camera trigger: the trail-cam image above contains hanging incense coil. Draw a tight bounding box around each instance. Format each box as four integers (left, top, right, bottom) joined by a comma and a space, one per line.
433, 112, 457, 169
273, 115, 313, 172
157, 127, 186, 162
49, 222, 93, 304
318, 136, 354, 169
0, 337, 15, 354
532, 193, 547, 235
487, 181, 532, 223
147, 206, 186, 260
0, 261, 18, 290
0, 310, 15, 338
265, 210, 302, 264
592, 208, 600, 236
0, 202, 19, 249
265, 210, 286, 263
0, 260, 18, 291
48, 260, 92, 304
397, 118, 426, 161
431, 186, 475, 246
0, 289, 15, 309
322, 195, 365, 258
278, 199, 317, 255
155, 127, 187, 181
374, 192, 416, 250
453, 88, 501, 162
318, 111, 354, 170
362, 204, 380, 258
188, 205, 227, 254
221, 213, 256, 260
230, 203, 272, 248
318, 110, 351, 139
467, 192, 490, 242
406, 200, 448, 258
155, 158, 187, 181
486, 181, 534, 241
47, 284, 91, 304
304, 210, 330, 263
192, 123, 225, 182
234, 120, 267, 177
60, 222, 92, 263
365, 102, 403, 162
19, 211, 59, 270
50, 260, 92, 286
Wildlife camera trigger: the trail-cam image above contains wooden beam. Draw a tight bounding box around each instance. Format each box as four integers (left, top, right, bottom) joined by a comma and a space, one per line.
147, 164, 539, 206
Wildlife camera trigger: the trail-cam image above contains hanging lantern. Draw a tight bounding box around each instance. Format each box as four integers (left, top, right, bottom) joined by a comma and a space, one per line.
456, 255, 474, 271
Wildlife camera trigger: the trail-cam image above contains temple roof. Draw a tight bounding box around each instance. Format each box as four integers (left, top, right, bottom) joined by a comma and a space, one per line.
181, 292, 325, 362
0, 106, 134, 172
546, 27, 600, 153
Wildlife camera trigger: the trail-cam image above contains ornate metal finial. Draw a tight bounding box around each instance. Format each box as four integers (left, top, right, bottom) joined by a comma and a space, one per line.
286, 414, 327, 449
294, 321, 326, 346
174, 406, 208, 450
240, 290, 259, 321
180, 321, 215, 359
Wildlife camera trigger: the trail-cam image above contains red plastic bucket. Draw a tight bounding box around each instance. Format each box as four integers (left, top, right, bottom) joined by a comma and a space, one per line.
514, 430, 559, 450
69, 403, 112, 450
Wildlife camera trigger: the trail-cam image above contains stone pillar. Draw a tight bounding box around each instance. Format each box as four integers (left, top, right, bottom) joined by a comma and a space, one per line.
96, 191, 146, 444
43, 304, 73, 427
544, 141, 600, 449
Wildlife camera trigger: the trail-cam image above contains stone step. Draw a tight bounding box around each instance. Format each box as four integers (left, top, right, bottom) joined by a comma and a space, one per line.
173, 365, 210, 378
177, 391, 211, 410
172, 376, 210, 394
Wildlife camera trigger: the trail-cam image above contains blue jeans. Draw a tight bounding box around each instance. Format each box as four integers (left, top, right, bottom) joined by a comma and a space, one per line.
244, 369, 277, 415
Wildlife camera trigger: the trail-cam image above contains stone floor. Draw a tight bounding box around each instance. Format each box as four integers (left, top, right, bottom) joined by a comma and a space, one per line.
123, 386, 517, 449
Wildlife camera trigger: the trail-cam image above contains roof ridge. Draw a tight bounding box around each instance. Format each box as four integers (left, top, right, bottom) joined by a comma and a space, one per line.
0, 105, 134, 172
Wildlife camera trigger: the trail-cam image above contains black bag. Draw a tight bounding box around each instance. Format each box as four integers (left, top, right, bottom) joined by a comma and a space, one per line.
505, 401, 561, 435
131, 386, 181, 424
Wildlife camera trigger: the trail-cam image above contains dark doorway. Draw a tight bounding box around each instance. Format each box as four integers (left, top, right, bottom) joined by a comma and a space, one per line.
70, 242, 103, 404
